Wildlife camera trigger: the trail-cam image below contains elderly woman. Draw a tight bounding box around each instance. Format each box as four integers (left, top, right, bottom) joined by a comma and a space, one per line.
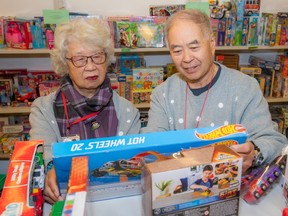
29, 18, 141, 204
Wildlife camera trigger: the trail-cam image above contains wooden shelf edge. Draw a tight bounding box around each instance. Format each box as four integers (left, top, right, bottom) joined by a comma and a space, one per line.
0, 45, 287, 55
0, 48, 51, 54
0, 153, 11, 160
0, 106, 31, 114
133, 103, 150, 109
266, 97, 288, 103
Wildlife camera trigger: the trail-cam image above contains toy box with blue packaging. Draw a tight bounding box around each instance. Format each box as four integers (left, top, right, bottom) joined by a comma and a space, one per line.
142, 145, 243, 216
52, 124, 247, 201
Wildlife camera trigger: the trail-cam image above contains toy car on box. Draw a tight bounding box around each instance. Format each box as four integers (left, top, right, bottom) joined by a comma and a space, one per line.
91, 151, 166, 178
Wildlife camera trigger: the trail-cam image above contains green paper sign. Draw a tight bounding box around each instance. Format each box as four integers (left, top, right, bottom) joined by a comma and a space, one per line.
185, 2, 209, 15
43, 9, 69, 24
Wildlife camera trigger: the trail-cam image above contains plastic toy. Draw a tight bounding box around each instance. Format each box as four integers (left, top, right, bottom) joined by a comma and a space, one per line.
244, 0, 261, 16
241, 166, 265, 191
91, 151, 168, 178
51, 200, 65, 216
31, 188, 44, 216
209, 1, 233, 19
242, 155, 285, 204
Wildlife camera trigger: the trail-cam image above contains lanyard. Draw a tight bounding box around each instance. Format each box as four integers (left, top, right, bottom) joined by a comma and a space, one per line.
184, 77, 213, 129
61, 93, 100, 129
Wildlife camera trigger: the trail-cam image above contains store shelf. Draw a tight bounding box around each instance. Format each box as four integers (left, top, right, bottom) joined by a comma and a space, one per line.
0, 153, 11, 160
0, 45, 287, 55
114, 45, 288, 54
0, 106, 31, 114
0, 48, 51, 55
266, 97, 288, 103
134, 103, 150, 109
216, 45, 288, 51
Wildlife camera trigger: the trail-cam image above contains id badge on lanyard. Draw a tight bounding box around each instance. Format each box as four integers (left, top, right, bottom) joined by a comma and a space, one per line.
61, 134, 80, 142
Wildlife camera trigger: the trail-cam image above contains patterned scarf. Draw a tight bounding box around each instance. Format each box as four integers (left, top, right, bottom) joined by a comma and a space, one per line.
53, 75, 118, 139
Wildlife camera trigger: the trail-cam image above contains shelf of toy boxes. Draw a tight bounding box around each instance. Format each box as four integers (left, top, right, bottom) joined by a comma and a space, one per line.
0, 45, 288, 55
0, 45, 287, 112
0, 45, 287, 160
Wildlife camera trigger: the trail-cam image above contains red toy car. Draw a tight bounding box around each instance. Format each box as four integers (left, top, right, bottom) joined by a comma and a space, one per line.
243, 164, 282, 204
241, 166, 265, 191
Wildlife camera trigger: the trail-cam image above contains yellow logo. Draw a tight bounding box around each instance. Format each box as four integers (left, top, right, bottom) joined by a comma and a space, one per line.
195, 124, 246, 140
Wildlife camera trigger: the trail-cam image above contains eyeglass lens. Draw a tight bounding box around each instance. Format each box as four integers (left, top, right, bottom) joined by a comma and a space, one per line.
70, 53, 106, 67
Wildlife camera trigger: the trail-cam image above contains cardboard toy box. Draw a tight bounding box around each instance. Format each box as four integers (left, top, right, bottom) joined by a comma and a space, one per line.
0, 140, 45, 216
62, 156, 88, 216
142, 145, 242, 216
52, 124, 247, 202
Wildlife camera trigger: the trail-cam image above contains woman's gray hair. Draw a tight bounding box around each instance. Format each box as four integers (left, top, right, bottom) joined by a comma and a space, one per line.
50, 17, 114, 76
165, 9, 213, 40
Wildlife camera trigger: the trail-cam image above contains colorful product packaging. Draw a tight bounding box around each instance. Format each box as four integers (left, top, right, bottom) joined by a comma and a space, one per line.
0, 140, 44, 216
142, 145, 242, 216
52, 124, 247, 201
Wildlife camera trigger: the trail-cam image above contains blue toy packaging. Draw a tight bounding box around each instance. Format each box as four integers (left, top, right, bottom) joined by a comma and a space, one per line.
52, 124, 247, 201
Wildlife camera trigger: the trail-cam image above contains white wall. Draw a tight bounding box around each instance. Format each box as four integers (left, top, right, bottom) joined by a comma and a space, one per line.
1, 0, 288, 18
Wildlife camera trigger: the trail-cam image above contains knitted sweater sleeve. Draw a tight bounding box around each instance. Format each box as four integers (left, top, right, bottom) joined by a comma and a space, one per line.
233, 74, 287, 164
29, 94, 60, 167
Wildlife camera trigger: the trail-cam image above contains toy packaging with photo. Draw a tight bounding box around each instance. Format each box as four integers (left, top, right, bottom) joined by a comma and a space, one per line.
52, 124, 247, 202
142, 145, 242, 216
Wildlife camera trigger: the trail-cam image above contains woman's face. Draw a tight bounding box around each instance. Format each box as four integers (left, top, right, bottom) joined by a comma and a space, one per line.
65, 41, 107, 98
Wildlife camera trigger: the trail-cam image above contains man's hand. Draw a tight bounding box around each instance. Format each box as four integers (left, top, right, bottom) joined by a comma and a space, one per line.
43, 166, 63, 204
230, 141, 255, 173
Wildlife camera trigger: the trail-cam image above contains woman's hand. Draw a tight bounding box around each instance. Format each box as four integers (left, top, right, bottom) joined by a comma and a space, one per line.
43, 166, 63, 204
230, 141, 255, 173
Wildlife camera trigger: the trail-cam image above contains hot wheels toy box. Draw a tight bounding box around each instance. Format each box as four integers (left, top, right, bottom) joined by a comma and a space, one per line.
142, 145, 243, 216
0, 140, 45, 216
52, 124, 247, 201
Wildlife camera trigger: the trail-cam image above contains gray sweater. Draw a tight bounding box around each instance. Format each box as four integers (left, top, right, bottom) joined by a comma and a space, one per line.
141, 63, 287, 164
29, 91, 141, 166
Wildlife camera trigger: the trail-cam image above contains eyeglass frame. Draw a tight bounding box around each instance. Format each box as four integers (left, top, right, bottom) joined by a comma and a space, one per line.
65, 52, 107, 68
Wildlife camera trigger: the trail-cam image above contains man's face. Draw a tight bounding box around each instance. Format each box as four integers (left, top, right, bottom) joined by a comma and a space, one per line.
167, 19, 216, 87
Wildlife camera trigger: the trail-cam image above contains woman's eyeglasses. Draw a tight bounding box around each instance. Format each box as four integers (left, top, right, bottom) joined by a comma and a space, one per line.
65, 52, 106, 67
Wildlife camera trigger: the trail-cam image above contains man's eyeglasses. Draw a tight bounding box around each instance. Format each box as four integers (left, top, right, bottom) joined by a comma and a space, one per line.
65, 52, 106, 68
